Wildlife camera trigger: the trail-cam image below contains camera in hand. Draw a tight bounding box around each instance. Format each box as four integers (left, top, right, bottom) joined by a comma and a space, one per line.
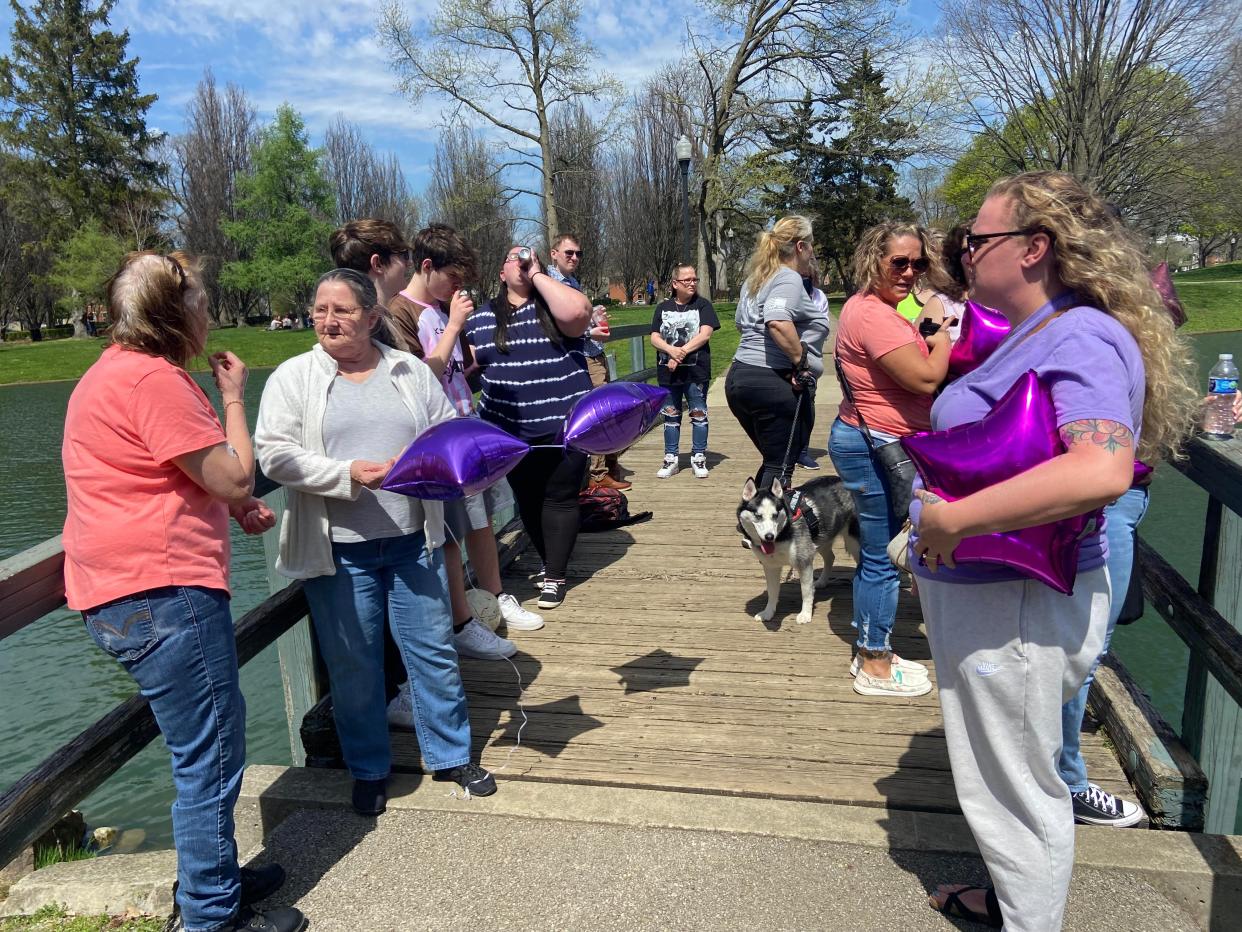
918, 319, 942, 337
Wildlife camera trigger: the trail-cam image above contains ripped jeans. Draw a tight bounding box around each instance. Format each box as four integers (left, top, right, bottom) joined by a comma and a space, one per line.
663, 380, 709, 456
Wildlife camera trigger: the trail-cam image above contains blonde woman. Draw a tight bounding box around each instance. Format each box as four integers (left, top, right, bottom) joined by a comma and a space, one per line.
830, 222, 948, 699
725, 215, 830, 489
62, 253, 300, 932
915, 172, 1198, 930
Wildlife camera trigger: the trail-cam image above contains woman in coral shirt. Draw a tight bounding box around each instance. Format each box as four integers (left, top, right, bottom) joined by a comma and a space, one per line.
830, 222, 952, 699
62, 253, 302, 932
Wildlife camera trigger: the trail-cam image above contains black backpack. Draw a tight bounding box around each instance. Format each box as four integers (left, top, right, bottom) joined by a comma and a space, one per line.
578, 485, 653, 532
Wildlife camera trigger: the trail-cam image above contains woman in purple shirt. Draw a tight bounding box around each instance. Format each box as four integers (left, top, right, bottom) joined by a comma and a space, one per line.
914, 172, 1198, 931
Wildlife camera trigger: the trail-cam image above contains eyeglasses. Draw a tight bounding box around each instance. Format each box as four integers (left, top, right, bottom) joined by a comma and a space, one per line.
889, 256, 930, 273
560, 249, 582, 258
675, 277, 699, 284
964, 228, 1048, 258
312, 305, 365, 320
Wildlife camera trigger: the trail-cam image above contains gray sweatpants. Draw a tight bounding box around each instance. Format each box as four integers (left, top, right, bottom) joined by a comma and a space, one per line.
918, 567, 1109, 932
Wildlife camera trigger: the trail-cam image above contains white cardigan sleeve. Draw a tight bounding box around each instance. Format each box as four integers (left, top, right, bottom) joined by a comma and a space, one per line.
256, 358, 360, 501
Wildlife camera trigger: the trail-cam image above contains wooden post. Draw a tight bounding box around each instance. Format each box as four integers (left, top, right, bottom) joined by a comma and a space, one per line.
629, 335, 645, 376
1181, 498, 1222, 758
1200, 503, 1242, 834
261, 486, 323, 768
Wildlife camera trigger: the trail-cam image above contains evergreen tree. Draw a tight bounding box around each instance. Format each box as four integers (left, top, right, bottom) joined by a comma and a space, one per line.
0, 0, 162, 235
807, 52, 917, 290
221, 105, 334, 316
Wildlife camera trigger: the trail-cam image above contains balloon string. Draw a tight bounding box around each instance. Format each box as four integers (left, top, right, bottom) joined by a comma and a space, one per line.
441, 516, 529, 801
446, 656, 528, 801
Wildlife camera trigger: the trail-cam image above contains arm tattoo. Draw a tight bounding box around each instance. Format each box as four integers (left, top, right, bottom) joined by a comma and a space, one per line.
1059, 419, 1133, 454
921, 491, 945, 505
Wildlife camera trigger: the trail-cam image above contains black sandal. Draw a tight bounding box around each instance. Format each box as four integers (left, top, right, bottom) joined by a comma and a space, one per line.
930, 885, 1003, 927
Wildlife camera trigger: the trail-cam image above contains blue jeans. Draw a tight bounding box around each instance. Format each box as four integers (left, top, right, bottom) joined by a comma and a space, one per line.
84, 586, 245, 932
663, 380, 709, 455
1058, 486, 1150, 792
302, 531, 471, 778
828, 418, 900, 652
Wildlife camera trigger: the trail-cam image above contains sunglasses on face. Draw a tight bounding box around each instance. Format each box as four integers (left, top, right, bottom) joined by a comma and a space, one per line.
889, 256, 930, 273
964, 227, 1049, 258
560, 249, 582, 258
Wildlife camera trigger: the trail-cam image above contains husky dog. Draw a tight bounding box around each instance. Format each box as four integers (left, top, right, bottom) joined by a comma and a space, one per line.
737, 476, 859, 625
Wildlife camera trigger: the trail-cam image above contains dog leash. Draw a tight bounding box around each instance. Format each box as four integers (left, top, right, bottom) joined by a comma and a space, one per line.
778, 389, 806, 488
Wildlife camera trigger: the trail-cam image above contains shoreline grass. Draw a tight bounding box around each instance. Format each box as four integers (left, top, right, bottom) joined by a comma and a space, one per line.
1, 277, 1235, 387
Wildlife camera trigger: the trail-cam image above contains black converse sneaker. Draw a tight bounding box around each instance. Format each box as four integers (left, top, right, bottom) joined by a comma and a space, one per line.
537, 579, 566, 609
1071, 783, 1143, 827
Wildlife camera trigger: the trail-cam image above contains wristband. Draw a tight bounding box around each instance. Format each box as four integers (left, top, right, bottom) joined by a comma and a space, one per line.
224, 399, 245, 412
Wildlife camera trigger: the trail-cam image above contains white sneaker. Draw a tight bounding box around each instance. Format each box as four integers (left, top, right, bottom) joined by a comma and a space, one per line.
849, 653, 928, 679
690, 453, 709, 478
852, 667, 932, 698
453, 618, 517, 660
657, 454, 680, 478
498, 593, 544, 631
386, 683, 414, 728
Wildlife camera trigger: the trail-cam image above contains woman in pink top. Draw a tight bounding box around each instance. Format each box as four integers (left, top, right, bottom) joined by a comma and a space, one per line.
61, 253, 302, 932
829, 222, 952, 699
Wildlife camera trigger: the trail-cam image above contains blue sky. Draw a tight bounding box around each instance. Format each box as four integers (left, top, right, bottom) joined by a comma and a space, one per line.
0, 0, 943, 200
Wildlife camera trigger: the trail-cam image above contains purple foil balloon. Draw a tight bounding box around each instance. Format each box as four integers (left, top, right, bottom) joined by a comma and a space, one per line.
902, 369, 1099, 595
563, 383, 669, 455
382, 419, 530, 500
947, 300, 1012, 378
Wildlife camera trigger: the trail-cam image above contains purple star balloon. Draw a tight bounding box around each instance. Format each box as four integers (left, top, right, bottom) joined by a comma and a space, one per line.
902, 369, 1100, 595
382, 418, 530, 501
563, 382, 669, 455
948, 300, 1012, 378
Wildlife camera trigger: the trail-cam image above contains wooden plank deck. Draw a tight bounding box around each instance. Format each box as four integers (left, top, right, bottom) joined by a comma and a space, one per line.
408, 374, 1134, 814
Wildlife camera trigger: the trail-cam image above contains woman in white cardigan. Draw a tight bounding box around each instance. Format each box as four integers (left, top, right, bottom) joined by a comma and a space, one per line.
256, 268, 494, 815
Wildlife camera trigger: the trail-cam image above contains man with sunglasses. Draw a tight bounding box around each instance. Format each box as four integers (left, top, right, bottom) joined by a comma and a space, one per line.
547, 233, 631, 491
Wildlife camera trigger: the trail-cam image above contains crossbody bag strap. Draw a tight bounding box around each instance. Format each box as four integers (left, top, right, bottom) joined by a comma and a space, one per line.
834, 354, 882, 451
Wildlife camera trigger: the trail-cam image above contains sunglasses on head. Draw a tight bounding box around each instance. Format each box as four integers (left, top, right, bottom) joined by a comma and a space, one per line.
889, 256, 930, 273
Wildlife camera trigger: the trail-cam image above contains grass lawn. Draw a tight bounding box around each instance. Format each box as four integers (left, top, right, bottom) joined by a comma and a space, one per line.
0, 905, 164, 932
0, 327, 316, 386
1172, 262, 1242, 332
2, 274, 1234, 386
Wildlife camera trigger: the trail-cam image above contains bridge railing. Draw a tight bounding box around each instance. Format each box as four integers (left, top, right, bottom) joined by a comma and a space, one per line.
0, 325, 657, 869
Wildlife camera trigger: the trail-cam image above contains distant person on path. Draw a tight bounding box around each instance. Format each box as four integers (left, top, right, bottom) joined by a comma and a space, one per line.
830, 222, 943, 699
916, 172, 1198, 930
726, 215, 829, 491
547, 233, 631, 491
647, 278, 656, 305
62, 252, 301, 932
465, 246, 593, 610
650, 263, 719, 479
256, 268, 497, 817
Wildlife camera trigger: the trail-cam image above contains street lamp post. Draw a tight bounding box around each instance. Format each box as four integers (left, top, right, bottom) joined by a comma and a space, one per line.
676, 134, 692, 266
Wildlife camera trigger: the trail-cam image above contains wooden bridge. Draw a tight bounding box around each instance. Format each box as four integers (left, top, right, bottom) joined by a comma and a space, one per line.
4, 329, 1242, 926
302, 376, 1134, 814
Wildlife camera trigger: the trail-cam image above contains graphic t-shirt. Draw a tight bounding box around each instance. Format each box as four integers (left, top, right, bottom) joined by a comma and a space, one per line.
397, 294, 474, 416
650, 295, 720, 386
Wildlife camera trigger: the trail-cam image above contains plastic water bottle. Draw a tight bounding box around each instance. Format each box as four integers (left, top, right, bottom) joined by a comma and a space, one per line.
1203, 354, 1239, 440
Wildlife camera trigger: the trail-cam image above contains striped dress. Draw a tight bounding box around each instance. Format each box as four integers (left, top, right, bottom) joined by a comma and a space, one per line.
465, 297, 593, 441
